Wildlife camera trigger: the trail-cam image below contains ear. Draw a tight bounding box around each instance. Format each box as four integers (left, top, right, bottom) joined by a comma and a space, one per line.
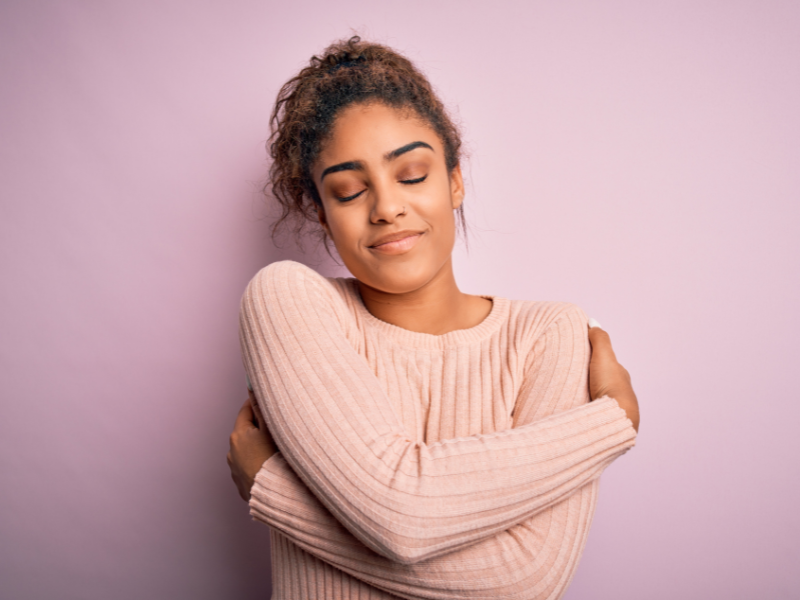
317, 204, 331, 236
449, 163, 465, 210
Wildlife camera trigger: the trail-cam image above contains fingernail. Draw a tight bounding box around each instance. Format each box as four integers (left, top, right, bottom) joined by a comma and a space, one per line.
588, 318, 602, 329
246, 375, 253, 392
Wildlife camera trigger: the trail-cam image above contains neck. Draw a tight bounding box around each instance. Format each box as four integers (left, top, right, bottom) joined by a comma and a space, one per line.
355, 257, 492, 335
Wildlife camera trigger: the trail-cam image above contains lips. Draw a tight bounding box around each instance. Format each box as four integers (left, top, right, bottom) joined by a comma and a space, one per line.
368, 230, 424, 248
368, 231, 424, 255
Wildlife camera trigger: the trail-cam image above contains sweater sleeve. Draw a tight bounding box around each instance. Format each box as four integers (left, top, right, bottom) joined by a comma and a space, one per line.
250, 454, 606, 599
240, 260, 636, 566
246, 289, 633, 598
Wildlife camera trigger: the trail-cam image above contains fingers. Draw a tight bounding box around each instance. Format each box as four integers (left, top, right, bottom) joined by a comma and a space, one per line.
247, 389, 269, 431
234, 398, 255, 431
587, 323, 618, 362
253, 403, 267, 432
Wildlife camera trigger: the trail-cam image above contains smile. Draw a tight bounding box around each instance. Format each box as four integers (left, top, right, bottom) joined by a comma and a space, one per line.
369, 232, 423, 254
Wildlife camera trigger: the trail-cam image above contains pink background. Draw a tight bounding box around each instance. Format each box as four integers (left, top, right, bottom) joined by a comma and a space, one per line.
1, 1, 798, 598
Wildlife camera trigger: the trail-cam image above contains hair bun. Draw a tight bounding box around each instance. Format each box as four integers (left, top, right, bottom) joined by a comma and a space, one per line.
327, 54, 366, 73
325, 36, 367, 72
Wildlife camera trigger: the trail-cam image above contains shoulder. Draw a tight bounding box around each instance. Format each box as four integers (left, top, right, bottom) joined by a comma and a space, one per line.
245, 260, 342, 301
509, 299, 589, 335
502, 300, 592, 377
506, 299, 590, 351
248, 259, 326, 288
241, 260, 358, 330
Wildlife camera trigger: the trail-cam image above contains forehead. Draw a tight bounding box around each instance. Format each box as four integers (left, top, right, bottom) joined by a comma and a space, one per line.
318, 102, 442, 163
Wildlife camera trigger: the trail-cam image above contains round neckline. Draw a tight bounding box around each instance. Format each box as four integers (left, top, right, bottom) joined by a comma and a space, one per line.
346, 278, 510, 350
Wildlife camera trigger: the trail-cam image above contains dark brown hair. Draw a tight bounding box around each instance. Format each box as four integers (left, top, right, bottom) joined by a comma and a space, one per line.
265, 35, 466, 250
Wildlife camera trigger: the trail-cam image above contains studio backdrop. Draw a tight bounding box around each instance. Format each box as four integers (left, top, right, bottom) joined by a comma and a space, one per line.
1, 2, 798, 599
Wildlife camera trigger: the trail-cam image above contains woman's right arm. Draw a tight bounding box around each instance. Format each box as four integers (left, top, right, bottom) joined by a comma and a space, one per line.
250, 454, 602, 600
240, 260, 636, 565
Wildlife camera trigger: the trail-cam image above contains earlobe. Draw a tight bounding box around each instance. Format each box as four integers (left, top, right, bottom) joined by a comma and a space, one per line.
450, 164, 465, 209
317, 205, 331, 237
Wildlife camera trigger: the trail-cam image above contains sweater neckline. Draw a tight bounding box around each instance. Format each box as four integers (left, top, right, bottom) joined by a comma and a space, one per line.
345, 278, 510, 350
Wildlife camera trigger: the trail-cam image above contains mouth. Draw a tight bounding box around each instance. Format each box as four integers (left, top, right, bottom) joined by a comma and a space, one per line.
368, 232, 424, 254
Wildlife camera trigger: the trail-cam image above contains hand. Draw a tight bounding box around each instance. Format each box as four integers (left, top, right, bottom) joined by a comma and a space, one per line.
227, 391, 278, 501
588, 322, 640, 433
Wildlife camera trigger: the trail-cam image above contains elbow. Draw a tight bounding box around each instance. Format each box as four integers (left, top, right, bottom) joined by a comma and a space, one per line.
373, 523, 452, 565
381, 544, 427, 566
368, 528, 431, 566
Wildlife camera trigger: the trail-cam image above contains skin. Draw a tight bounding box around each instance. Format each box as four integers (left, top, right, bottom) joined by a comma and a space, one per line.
314, 102, 492, 335
228, 102, 640, 501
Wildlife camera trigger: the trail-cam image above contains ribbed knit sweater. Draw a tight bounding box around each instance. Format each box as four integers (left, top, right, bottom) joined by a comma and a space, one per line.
239, 260, 637, 600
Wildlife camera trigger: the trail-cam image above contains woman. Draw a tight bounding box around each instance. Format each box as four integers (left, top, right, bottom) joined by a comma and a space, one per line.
228, 36, 640, 599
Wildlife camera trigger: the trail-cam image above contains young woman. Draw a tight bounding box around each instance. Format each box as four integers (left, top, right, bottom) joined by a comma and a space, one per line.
227, 36, 640, 600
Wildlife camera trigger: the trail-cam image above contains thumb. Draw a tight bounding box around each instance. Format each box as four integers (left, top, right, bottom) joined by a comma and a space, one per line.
235, 398, 257, 431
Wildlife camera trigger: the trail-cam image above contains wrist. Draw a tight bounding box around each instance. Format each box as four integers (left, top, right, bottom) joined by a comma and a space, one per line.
248, 450, 275, 483
611, 392, 639, 432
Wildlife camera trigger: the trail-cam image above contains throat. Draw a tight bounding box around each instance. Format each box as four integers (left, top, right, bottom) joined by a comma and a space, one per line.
357, 284, 493, 336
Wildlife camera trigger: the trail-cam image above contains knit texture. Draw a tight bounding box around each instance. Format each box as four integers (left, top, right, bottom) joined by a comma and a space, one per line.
239, 260, 637, 600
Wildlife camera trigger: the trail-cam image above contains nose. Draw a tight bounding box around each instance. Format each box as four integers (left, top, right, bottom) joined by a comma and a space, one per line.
369, 180, 406, 224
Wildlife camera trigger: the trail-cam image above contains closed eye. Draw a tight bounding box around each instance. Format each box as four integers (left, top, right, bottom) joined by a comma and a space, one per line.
337, 174, 426, 201
336, 189, 366, 202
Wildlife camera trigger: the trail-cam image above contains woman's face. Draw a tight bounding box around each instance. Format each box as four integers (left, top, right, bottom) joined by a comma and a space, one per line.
313, 102, 464, 295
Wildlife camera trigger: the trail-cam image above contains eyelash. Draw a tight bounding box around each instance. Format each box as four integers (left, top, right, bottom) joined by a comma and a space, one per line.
335, 175, 428, 202
337, 190, 365, 202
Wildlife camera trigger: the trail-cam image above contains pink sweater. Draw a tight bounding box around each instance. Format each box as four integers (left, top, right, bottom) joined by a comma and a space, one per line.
239, 260, 637, 600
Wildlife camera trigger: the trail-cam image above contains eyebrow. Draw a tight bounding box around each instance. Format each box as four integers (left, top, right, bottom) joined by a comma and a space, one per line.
384, 140, 434, 161
320, 161, 363, 181
320, 141, 434, 181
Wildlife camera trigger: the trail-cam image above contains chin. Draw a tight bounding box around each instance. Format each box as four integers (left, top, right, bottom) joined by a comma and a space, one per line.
355, 258, 438, 295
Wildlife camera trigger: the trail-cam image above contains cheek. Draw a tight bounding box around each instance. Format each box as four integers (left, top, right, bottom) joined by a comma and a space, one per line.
418, 182, 457, 227
326, 210, 364, 251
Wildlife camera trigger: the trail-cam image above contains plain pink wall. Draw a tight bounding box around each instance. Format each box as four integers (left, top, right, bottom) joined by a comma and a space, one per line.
1, 1, 798, 598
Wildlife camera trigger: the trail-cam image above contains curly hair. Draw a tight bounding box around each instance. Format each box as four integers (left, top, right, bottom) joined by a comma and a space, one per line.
266, 35, 466, 251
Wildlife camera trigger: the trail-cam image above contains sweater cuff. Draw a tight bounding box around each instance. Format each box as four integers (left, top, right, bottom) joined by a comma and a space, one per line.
593, 395, 638, 449
249, 452, 286, 515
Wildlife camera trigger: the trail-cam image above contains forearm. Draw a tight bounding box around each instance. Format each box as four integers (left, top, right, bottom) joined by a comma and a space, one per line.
250, 452, 606, 599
